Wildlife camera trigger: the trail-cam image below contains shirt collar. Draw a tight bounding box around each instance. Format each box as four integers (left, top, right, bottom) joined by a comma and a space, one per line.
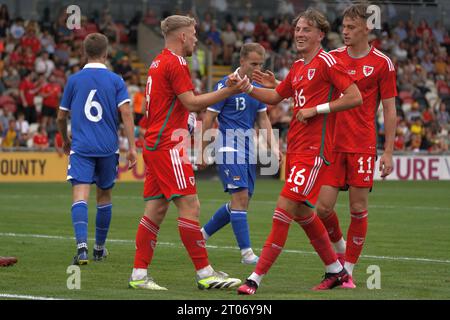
83, 63, 107, 69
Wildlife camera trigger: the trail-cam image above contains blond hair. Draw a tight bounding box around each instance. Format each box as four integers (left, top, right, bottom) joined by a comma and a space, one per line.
160, 15, 196, 37
240, 42, 266, 59
293, 8, 330, 34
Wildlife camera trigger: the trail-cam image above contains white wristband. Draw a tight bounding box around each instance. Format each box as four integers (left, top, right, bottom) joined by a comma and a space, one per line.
316, 102, 331, 114
246, 84, 254, 95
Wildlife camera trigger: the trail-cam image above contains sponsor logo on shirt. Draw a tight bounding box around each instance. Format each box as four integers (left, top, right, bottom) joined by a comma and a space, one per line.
290, 186, 299, 193
189, 176, 195, 186
233, 176, 241, 181
348, 70, 356, 75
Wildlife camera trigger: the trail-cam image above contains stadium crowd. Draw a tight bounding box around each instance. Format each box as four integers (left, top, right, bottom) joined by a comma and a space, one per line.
1, 3, 449, 155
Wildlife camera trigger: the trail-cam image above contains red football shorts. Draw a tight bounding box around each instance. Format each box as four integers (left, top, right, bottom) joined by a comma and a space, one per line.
143, 148, 197, 201
321, 152, 376, 188
281, 154, 328, 208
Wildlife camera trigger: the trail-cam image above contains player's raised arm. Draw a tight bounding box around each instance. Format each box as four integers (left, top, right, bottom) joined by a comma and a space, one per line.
177, 75, 251, 112
199, 110, 219, 169
256, 109, 280, 162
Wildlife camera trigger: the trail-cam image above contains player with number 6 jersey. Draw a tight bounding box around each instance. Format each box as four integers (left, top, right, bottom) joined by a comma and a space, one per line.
57, 33, 137, 265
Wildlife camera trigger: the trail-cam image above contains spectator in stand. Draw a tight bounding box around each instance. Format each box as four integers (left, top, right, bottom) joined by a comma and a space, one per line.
221, 22, 237, 65
132, 86, 145, 125
55, 10, 73, 43
142, 9, 159, 28
54, 131, 64, 156
436, 101, 450, 127
0, 4, 11, 26
114, 56, 134, 81
100, 13, 119, 44
422, 106, 435, 127
40, 74, 62, 128
22, 47, 37, 72
254, 15, 269, 40
40, 29, 56, 54
394, 126, 406, 151
205, 23, 222, 63
21, 25, 41, 54
15, 112, 30, 147
407, 133, 422, 152
19, 70, 40, 124
0, 107, 8, 136
237, 15, 255, 41
33, 125, 49, 150
9, 17, 25, 40
1, 118, 16, 148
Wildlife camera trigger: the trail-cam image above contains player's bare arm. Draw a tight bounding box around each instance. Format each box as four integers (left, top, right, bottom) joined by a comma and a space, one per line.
379, 97, 397, 178
56, 109, 71, 155
296, 83, 362, 122
199, 110, 218, 169
119, 102, 138, 170
177, 75, 251, 112
256, 111, 281, 163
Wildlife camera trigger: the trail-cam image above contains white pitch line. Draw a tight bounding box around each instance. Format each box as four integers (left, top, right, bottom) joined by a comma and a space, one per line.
0, 293, 67, 300
0, 194, 448, 212
1, 232, 449, 265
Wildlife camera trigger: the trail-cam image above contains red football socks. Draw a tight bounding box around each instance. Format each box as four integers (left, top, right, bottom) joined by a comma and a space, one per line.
178, 218, 209, 270
319, 210, 343, 243
255, 208, 292, 276
295, 213, 338, 266
346, 210, 368, 264
134, 216, 159, 269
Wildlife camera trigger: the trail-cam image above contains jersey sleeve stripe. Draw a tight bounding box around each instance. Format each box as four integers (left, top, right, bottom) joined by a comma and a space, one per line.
318, 53, 335, 67
59, 106, 69, 111
257, 107, 268, 112
319, 52, 336, 65
207, 107, 221, 113
322, 51, 337, 64
117, 99, 131, 107
373, 49, 395, 71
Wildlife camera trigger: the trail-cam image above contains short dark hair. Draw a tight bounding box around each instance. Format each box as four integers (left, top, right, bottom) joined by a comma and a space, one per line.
83, 33, 108, 59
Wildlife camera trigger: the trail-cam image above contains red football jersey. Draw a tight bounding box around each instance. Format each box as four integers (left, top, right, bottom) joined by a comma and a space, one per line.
329, 46, 398, 154
276, 49, 354, 161
144, 48, 194, 151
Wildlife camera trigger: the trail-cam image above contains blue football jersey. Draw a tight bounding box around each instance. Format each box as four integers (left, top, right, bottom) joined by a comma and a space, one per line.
60, 63, 130, 157
208, 76, 267, 162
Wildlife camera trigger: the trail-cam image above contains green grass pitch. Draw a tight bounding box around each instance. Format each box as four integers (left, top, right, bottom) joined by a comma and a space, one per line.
0, 179, 449, 300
